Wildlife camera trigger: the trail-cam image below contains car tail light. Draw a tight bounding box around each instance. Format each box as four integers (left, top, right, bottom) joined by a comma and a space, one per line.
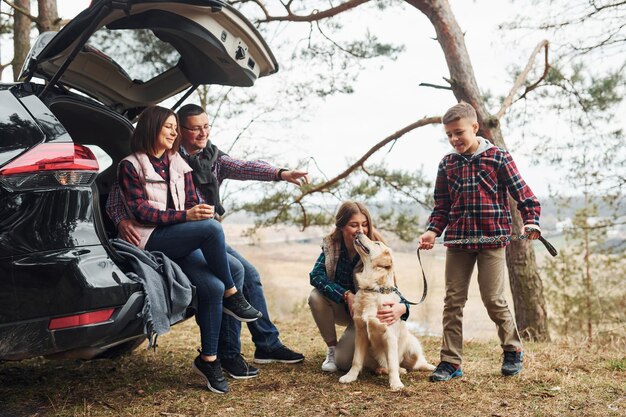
48, 308, 115, 330
0, 143, 99, 191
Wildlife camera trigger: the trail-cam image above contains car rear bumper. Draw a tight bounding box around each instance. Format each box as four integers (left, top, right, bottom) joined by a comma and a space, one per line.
0, 291, 145, 361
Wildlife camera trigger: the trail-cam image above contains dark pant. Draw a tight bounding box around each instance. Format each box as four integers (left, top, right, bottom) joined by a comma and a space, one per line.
217, 245, 282, 358
146, 219, 243, 356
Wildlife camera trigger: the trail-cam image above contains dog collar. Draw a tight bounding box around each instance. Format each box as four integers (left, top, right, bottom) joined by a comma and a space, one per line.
361, 287, 397, 295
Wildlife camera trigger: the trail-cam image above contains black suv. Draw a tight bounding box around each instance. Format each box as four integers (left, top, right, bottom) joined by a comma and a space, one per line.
0, 0, 277, 361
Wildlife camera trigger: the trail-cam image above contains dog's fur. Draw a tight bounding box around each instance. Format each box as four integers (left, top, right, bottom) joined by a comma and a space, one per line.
338, 233, 435, 390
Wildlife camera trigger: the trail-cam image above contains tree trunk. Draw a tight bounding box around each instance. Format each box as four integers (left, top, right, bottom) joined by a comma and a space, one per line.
406, 0, 551, 341
12, 0, 31, 81
36, 0, 61, 32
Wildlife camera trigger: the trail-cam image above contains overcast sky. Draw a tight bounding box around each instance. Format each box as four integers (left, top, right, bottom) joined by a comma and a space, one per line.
3, 1, 620, 199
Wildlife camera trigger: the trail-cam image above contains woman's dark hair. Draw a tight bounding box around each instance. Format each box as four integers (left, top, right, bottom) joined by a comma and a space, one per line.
131, 106, 179, 155
330, 200, 384, 243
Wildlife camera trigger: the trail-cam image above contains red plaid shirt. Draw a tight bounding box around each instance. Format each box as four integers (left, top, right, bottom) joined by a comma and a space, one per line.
426, 145, 541, 249
108, 151, 278, 227
118, 153, 198, 225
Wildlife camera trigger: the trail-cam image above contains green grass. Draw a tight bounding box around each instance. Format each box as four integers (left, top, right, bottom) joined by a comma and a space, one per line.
1, 310, 625, 417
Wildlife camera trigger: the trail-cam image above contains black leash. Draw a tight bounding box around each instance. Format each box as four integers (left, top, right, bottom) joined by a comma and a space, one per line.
409, 234, 558, 306
404, 248, 428, 306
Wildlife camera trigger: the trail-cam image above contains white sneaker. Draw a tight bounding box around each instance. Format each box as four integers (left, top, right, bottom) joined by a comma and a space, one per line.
321, 348, 337, 372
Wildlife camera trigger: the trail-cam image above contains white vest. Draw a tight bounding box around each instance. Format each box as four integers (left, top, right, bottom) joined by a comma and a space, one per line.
121, 151, 193, 249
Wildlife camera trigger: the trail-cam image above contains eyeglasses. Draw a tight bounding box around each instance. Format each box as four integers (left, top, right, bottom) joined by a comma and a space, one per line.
181, 124, 211, 134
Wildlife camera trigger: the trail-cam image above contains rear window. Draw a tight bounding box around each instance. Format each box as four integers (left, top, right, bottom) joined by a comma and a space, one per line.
0, 91, 44, 165
88, 28, 179, 83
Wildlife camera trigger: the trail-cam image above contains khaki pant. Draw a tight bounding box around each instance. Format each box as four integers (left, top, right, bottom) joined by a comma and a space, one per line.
440, 247, 522, 365
308, 288, 355, 371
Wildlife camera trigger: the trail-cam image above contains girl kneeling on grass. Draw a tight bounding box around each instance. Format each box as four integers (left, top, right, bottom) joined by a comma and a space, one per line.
308, 201, 411, 372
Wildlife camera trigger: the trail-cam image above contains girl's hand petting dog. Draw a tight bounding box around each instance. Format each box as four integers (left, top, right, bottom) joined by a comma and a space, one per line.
377, 301, 407, 325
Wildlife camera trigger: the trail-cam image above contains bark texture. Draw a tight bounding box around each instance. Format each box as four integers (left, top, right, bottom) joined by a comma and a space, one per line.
406, 0, 551, 341
12, 0, 31, 81
36, 0, 60, 32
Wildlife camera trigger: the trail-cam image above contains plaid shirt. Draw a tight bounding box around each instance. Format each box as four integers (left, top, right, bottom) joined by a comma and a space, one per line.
427, 145, 541, 249
309, 242, 410, 320
215, 154, 279, 184
108, 150, 280, 226
117, 153, 198, 225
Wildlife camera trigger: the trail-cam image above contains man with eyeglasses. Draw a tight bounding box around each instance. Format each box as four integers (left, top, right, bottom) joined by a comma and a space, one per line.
106, 104, 307, 383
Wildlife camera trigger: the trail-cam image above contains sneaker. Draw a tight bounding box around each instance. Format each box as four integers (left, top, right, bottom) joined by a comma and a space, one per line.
253, 345, 305, 364
223, 291, 262, 322
429, 361, 463, 382
321, 347, 337, 372
502, 350, 523, 376
192, 355, 229, 394
221, 354, 259, 379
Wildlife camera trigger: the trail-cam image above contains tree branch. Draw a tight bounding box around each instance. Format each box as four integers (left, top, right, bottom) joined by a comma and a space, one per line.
294, 115, 441, 202
257, 0, 371, 23
230, 0, 271, 20
2, 0, 37, 22
495, 39, 549, 120
360, 165, 432, 209
419, 81, 452, 90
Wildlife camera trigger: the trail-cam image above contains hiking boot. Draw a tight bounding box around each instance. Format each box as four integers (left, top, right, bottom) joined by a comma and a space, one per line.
502, 350, 523, 376
321, 347, 337, 372
429, 361, 463, 382
192, 355, 229, 394
223, 291, 262, 322
254, 345, 305, 364
221, 354, 259, 379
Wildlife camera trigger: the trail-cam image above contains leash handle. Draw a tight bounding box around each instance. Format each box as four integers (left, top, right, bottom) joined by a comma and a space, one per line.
538, 236, 558, 257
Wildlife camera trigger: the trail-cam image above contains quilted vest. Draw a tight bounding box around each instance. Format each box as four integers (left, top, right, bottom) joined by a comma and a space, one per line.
121, 151, 193, 249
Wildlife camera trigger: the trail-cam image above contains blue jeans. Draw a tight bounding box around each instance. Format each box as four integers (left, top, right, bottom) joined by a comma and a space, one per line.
217, 245, 282, 358
146, 219, 243, 356
146, 219, 236, 290
176, 250, 244, 356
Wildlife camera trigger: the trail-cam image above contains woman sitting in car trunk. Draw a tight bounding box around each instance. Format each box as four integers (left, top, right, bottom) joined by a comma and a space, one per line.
117, 105, 259, 394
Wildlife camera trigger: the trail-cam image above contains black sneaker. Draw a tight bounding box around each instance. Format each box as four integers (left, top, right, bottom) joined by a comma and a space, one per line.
253, 345, 305, 364
502, 350, 523, 376
192, 355, 229, 394
221, 354, 259, 379
429, 361, 463, 382
223, 291, 262, 322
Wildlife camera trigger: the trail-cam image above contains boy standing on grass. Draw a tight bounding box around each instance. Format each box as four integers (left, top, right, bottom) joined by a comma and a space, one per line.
418, 102, 542, 382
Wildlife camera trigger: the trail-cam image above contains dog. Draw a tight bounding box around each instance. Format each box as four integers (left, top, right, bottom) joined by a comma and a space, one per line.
338, 233, 435, 390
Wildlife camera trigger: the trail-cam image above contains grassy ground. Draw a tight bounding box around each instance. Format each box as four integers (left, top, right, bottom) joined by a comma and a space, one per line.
1, 240, 624, 416
1, 308, 624, 417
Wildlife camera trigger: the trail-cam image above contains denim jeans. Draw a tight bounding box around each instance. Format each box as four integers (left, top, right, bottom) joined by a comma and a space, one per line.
146, 219, 236, 290
175, 250, 244, 356
217, 245, 282, 358
146, 219, 244, 356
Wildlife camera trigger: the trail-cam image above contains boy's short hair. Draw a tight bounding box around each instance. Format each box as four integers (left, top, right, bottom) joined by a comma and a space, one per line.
442, 102, 477, 124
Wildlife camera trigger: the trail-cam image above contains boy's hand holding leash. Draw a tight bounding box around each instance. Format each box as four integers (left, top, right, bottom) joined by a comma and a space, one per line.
417, 226, 556, 257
